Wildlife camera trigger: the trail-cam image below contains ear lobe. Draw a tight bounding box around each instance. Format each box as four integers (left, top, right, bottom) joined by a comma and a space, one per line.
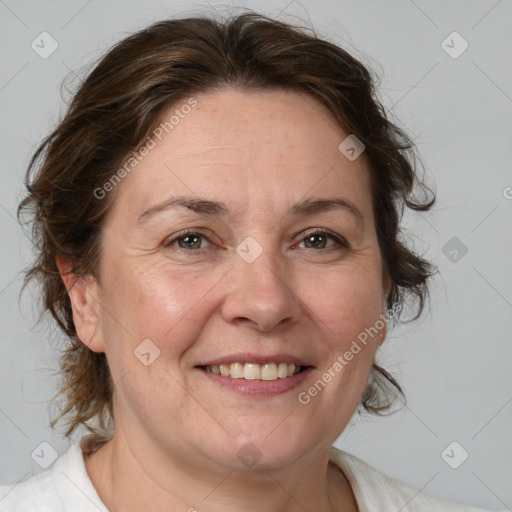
382, 269, 391, 298
379, 317, 387, 346
55, 255, 104, 353
377, 302, 387, 346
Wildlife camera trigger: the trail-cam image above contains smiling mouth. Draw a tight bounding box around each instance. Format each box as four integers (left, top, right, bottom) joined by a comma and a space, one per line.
199, 362, 309, 381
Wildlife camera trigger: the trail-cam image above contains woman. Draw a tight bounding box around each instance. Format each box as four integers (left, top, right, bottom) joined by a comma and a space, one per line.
0, 11, 503, 512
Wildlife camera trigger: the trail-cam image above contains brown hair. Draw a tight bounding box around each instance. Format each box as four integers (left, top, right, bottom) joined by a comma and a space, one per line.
18, 10, 437, 438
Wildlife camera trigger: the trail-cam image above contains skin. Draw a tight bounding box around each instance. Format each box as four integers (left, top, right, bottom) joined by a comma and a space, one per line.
58, 87, 390, 512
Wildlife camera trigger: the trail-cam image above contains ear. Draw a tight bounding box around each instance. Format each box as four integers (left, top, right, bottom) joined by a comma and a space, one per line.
55, 254, 105, 353
379, 315, 387, 346
382, 265, 391, 297
380, 269, 391, 346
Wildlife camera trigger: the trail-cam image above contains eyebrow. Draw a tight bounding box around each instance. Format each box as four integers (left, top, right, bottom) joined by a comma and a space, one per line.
137, 195, 364, 227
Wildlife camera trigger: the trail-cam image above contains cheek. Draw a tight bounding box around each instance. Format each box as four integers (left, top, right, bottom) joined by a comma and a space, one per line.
98, 244, 384, 374
98, 259, 224, 361
305, 264, 384, 345
96, 262, 204, 416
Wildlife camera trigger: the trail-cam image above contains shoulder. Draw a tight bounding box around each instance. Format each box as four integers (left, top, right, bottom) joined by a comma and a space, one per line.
0, 466, 58, 512
329, 446, 503, 512
0, 438, 108, 512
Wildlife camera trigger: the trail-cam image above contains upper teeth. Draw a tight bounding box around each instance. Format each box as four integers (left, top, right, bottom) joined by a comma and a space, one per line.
204, 362, 301, 380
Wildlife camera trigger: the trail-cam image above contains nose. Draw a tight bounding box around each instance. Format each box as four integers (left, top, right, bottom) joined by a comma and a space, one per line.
220, 246, 302, 332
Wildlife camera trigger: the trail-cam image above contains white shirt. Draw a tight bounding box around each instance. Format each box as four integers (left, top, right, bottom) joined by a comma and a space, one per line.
0, 437, 504, 512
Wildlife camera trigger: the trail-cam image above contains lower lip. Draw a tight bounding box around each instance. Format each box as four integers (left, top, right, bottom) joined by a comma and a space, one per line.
197, 367, 313, 397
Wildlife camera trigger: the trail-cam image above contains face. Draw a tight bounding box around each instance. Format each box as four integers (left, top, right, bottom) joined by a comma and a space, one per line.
73, 88, 388, 471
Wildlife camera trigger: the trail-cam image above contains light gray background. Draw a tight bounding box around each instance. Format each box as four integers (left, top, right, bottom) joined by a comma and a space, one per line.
0, 0, 511, 510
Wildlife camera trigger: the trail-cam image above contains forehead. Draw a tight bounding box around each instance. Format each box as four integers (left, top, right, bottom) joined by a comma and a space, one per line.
105, 87, 373, 226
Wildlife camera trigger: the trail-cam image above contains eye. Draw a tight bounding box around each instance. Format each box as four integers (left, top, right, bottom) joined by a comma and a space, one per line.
297, 229, 348, 250
164, 230, 211, 251
164, 228, 348, 253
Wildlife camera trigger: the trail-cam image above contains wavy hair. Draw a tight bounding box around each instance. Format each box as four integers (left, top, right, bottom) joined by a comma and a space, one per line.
18, 11, 437, 438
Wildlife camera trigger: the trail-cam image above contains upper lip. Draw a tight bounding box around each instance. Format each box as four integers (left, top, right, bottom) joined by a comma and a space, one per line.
197, 353, 313, 367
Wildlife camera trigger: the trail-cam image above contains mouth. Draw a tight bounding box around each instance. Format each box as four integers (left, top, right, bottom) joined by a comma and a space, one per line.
199, 362, 310, 380
195, 356, 314, 397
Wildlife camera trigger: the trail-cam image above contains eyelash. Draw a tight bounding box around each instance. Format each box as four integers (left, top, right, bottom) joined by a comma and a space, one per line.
164, 228, 348, 252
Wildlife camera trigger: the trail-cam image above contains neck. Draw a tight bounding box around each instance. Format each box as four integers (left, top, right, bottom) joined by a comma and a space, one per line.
84, 426, 358, 512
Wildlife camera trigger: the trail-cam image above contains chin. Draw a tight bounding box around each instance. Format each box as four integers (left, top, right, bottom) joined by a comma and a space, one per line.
211, 427, 317, 471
